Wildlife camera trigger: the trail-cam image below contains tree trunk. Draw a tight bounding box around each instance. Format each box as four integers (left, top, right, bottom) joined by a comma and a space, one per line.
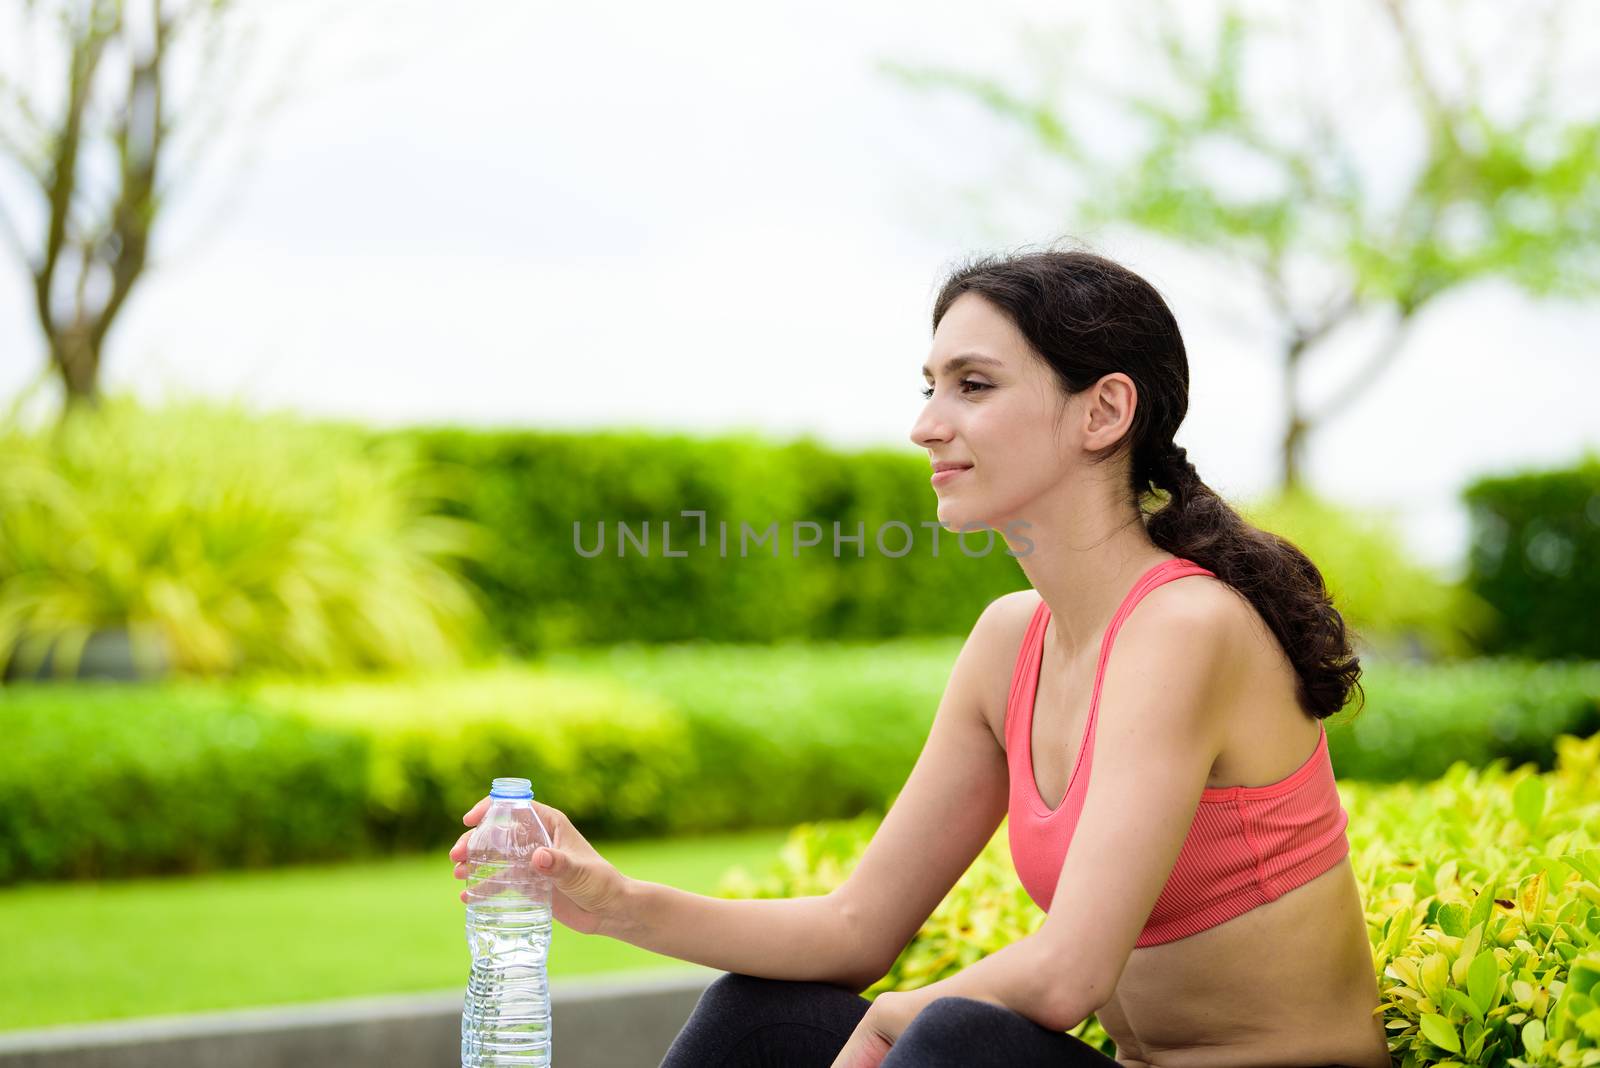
1281, 413, 1308, 494
1280, 337, 1309, 495
51, 321, 102, 415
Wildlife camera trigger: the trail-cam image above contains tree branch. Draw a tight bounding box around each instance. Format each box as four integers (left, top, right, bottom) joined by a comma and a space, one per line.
1375, 0, 1459, 149
0, 194, 29, 265
34, 4, 118, 342
92, 0, 166, 348
1298, 287, 1362, 351
1306, 302, 1426, 428
0, 74, 52, 191
72, 236, 94, 325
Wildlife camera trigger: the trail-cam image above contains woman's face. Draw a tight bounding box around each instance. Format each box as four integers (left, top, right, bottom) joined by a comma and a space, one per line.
909, 292, 1078, 535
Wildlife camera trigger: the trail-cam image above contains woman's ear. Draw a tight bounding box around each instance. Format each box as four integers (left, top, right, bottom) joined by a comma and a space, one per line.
1082, 372, 1138, 451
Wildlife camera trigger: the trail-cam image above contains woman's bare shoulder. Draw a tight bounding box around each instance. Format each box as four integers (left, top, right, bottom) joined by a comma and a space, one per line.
975, 588, 1044, 652
964, 590, 1046, 739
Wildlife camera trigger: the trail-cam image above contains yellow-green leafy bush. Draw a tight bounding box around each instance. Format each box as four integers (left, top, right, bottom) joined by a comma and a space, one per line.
0, 395, 493, 679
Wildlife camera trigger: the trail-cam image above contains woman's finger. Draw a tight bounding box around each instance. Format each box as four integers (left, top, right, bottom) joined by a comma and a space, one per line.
449, 830, 470, 861
462, 797, 490, 825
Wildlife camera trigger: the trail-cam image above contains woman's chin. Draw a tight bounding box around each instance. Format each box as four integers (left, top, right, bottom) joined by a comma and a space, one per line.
934, 501, 989, 533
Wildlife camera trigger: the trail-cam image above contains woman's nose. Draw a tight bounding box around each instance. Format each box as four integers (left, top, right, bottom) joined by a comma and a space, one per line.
909, 405, 952, 448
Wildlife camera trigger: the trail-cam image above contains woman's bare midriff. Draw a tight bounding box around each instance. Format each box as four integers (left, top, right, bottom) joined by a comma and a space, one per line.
987, 589, 1392, 1068
1093, 855, 1390, 1068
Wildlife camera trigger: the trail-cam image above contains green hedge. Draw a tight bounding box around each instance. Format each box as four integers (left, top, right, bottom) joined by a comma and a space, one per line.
717, 733, 1600, 1066
387, 425, 1476, 658
0, 683, 372, 883
3, 648, 1598, 885
382, 426, 1025, 653
0, 398, 1505, 675
0, 643, 950, 884
1463, 451, 1600, 660
1330, 658, 1600, 781
240, 641, 957, 849
240, 664, 701, 852
537, 640, 953, 831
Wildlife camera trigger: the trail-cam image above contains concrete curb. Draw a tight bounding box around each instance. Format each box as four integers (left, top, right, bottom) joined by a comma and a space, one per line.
0, 966, 721, 1068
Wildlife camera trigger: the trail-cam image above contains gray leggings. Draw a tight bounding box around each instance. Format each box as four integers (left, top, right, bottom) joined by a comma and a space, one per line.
658, 972, 1122, 1067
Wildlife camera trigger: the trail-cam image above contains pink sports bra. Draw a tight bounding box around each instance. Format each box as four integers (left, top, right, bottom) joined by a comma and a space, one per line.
1004, 558, 1351, 947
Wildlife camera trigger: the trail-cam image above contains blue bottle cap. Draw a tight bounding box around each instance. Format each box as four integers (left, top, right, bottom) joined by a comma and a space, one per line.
489, 776, 533, 799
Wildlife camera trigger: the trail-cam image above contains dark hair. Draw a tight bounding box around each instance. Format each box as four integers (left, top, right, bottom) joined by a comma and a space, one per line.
932, 245, 1363, 722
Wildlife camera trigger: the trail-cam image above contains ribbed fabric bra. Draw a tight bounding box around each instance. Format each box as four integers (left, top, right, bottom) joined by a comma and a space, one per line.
1004, 557, 1351, 948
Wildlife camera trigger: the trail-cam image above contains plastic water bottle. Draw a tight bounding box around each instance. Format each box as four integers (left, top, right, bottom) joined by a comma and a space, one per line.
462, 776, 555, 1067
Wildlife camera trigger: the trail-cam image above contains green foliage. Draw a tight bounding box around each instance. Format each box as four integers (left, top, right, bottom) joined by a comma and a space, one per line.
241, 663, 698, 851
1237, 484, 1496, 660
3, 644, 1598, 884
0, 394, 496, 679
541, 638, 953, 831
1462, 451, 1600, 660
388, 425, 1026, 654
1348, 733, 1600, 1067
0, 640, 950, 883
0, 400, 1502, 673
0, 682, 372, 883
715, 733, 1600, 1066
1331, 658, 1600, 782
887, 2, 1600, 309
394, 424, 1481, 657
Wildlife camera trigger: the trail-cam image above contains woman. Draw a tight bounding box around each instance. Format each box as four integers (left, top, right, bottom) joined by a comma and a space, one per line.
451, 247, 1394, 1068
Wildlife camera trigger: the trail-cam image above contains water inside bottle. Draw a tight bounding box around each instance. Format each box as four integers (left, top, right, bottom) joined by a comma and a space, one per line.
462, 793, 554, 1067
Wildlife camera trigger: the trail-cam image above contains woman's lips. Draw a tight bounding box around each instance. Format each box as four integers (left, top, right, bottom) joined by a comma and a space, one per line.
931, 465, 972, 486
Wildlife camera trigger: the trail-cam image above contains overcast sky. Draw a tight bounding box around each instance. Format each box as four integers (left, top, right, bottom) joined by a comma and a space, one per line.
2, 0, 1597, 577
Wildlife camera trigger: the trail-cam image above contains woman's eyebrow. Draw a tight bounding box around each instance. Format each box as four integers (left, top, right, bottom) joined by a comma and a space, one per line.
921, 353, 1004, 379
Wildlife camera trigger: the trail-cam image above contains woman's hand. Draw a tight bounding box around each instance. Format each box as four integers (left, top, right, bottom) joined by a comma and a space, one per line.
450, 797, 630, 937
828, 990, 921, 1068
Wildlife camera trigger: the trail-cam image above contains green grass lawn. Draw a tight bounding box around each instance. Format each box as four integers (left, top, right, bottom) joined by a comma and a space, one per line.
0, 826, 793, 1033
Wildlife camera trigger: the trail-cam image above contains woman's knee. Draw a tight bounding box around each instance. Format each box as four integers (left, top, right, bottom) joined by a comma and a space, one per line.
690, 971, 864, 1028
898, 996, 994, 1043
661, 972, 867, 1067
661, 974, 784, 1067
696, 972, 810, 1018
881, 997, 1020, 1066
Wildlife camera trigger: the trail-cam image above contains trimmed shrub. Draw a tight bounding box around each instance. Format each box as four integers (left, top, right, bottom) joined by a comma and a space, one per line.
0, 682, 371, 883
240, 663, 698, 850
386, 426, 1026, 654
1330, 658, 1600, 782
1463, 452, 1600, 660
397, 426, 1490, 660
3, 648, 1596, 885
541, 639, 953, 831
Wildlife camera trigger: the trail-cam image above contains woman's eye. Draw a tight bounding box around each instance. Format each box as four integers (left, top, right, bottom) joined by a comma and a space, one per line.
920, 379, 990, 399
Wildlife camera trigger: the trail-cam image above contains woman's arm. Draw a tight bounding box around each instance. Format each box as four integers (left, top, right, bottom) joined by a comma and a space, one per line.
609, 881, 878, 993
